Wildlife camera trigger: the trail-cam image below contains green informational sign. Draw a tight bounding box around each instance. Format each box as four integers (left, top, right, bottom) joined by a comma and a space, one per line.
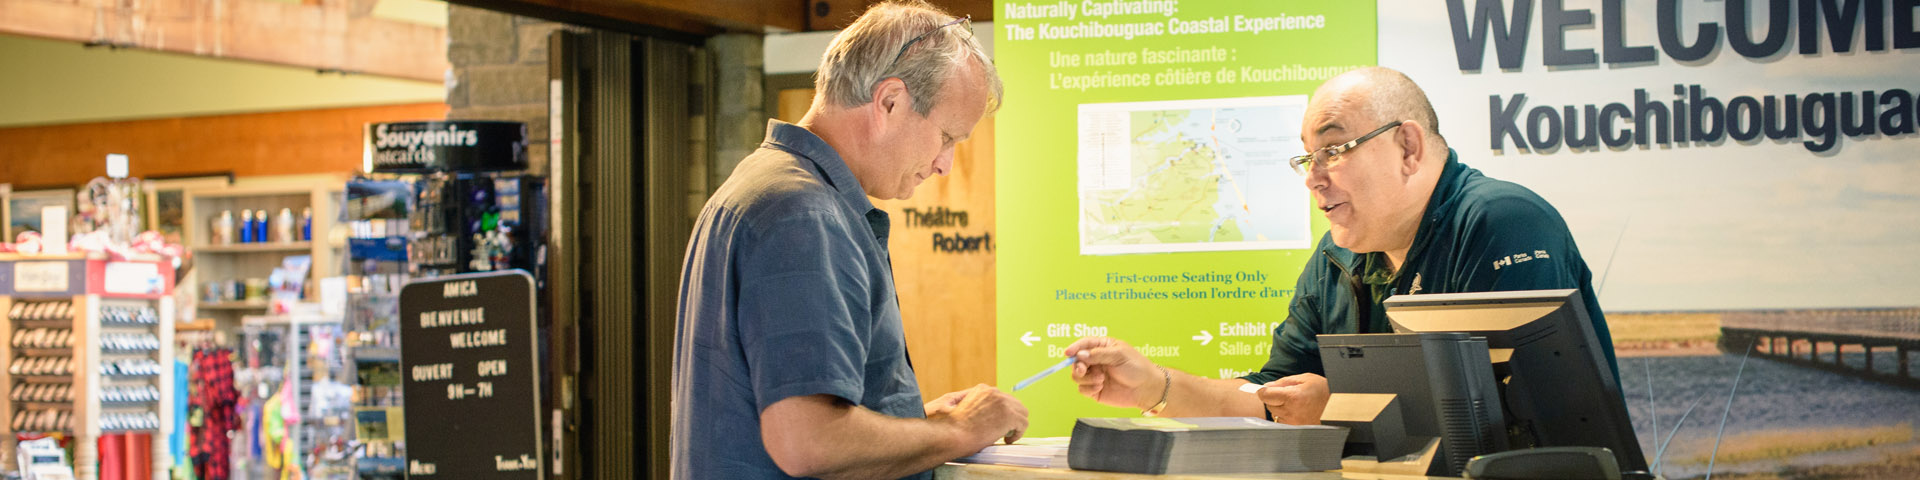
994, 0, 1376, 436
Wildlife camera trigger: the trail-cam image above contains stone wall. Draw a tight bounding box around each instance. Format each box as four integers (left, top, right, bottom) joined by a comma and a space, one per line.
447, 6, 766, 207
706, 33, 766, 193
446, 5, 581, 175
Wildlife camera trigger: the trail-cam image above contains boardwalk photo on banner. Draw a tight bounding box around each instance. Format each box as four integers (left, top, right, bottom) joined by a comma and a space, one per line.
1609, 309, 1920, 479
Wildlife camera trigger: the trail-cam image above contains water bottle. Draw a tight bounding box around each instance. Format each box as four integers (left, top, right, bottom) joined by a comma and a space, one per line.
239, 209, 254, 243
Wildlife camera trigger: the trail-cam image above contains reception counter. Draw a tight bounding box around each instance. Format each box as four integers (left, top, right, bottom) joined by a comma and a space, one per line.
933, 463, 1443, 480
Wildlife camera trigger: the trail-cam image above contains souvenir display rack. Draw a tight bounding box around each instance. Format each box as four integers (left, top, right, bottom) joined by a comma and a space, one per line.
343, 178, 410, 479
238, 313, 353, 479
0, 253, 176, 480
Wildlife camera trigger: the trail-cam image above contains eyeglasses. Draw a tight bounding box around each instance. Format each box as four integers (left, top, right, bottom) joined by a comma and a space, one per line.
1288, 120, 1405, 176
887, 15, 971, 73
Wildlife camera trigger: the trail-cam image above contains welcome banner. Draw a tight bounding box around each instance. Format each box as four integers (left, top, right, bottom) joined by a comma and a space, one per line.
995, 0, 1920, 476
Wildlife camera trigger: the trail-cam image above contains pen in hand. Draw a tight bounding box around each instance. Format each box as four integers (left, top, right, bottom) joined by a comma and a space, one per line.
1013, 357, 1078, 391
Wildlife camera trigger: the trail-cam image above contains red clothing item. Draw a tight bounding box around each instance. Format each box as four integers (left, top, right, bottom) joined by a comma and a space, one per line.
190, 348, 238, 480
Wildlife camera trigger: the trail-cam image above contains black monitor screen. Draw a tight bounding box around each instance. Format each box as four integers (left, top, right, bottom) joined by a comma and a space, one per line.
1385, 288, 1648, 475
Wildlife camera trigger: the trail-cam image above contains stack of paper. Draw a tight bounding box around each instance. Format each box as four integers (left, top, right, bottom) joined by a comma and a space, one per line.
1066, 417, 1349, 474
954, 437, 1071, 468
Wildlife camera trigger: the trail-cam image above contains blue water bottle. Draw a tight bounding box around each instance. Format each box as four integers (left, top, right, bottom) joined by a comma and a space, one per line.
254, 210, 269, 243
239, 209, 254, 243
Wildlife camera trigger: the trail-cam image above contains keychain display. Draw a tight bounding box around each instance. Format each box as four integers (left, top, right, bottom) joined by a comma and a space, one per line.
101, 305, 158, 325
8, 301, 74, 321
100, 333, 161, 352
11, 410, 71, 432
99, 358, 164, 377
11, 329, 73, 349
8, 357, 71, 376
10, 383, 73, 402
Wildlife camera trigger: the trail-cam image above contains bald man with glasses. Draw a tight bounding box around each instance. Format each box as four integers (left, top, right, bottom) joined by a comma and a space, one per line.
1065, 66, 1619, 427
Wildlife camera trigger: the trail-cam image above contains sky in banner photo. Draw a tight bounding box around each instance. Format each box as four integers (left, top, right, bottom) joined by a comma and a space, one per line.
1380, 0, 1920, 311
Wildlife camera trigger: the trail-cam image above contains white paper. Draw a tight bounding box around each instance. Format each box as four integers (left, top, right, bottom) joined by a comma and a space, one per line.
102, 262, 162, 295
320, 276, 348, 316
40, 206, 68, 254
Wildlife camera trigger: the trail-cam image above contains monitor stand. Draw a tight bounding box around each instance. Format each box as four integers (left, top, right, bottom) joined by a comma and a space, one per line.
1338, 436, 1441, 476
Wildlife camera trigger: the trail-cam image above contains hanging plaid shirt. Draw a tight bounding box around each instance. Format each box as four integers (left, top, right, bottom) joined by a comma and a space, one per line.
191, 348, 238, 480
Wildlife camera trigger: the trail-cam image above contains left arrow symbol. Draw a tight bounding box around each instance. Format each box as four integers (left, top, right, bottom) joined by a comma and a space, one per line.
1021, 331, 1041, 346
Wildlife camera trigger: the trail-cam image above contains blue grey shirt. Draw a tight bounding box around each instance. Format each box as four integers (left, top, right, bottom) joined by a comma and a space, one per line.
672, 120, 927, 479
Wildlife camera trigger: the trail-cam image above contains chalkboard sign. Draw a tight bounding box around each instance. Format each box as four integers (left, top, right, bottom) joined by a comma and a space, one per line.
399, 271, 542, 479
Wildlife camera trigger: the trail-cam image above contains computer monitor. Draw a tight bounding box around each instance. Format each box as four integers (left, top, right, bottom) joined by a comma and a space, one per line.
1320, 332, 1508, 476
1384, 288, 1647, 475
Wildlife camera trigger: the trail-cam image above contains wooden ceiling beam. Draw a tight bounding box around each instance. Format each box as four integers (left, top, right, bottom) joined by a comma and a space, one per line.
807, 0, 991, 31
445, 0, 808, 36
0, 0, 447, 83
438, 0, 991, 35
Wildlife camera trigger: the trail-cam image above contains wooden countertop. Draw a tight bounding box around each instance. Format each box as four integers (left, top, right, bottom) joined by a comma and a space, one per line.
934, 463, 1442, 480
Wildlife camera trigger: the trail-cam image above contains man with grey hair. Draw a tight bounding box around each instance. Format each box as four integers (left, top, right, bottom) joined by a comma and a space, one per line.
672, 1, 1021, 479
1065, 66, 1618, 427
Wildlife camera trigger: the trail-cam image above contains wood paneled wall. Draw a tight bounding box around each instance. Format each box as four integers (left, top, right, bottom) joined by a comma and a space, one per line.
775, 89, 996, 397
0, 103, 447, 189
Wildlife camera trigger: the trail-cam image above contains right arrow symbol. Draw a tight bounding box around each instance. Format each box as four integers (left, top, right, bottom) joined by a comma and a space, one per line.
1193, 330, 1213, 346
1021, 331, 1041, 347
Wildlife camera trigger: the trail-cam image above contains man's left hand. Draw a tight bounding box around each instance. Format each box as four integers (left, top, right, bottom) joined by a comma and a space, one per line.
924, 390, 967, 417
1255, 373, 1330, 425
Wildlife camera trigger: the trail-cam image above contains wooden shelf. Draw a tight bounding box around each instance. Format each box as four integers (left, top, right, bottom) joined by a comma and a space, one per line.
185, 185, 321, 198
9, 319, 74, 328
0, 253, 161, 262
185, 179, 344, 324
175, 319, 218, 331
192, 242, 313, 253
0, 253, 89, 261
14, 348, 72, 356
201, 302, 269, 311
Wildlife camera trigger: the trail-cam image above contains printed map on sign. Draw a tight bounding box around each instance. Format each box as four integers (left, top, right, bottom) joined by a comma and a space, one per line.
1078, 96, 1312, 255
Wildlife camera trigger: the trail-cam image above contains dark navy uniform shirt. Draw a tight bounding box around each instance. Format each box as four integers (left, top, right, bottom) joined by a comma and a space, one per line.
672, 120, 926, 479
1244, 149, 1620, 385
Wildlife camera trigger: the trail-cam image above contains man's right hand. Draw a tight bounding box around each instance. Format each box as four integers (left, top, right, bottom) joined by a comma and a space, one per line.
1253, 373, 1330, 426
930, 384, 1029, 447
1065, 337, 1163, 410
